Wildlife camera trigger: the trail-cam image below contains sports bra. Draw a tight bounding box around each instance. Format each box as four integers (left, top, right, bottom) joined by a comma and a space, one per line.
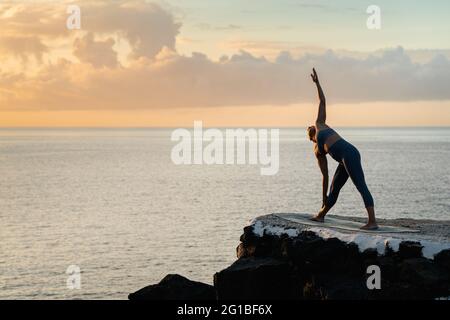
316, 128, 336, 155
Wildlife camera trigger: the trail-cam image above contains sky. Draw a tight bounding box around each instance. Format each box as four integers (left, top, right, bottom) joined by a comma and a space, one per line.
0, 0, 449, 127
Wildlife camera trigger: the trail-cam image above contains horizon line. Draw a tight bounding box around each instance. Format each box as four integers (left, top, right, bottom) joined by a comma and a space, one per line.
1, 125, 450, 130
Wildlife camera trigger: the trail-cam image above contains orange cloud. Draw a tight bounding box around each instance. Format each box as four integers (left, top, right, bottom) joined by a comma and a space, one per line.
0, 36, 47, 61
0, 1, 450, 115
73, 33, 117, 67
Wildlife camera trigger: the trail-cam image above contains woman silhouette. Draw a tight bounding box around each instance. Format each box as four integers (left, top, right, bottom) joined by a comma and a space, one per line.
307, 68, 378, 230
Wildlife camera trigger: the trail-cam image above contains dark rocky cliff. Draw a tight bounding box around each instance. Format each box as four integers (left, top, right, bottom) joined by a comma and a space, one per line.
130, 214, 450, 300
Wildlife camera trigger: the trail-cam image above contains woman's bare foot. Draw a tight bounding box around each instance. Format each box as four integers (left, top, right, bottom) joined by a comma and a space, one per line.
360, 222, 379, 230
310, 215, 325, 222
362, 207, 378, 230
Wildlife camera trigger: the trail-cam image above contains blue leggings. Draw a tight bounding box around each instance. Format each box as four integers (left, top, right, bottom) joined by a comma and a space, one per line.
326, 140, 374, 208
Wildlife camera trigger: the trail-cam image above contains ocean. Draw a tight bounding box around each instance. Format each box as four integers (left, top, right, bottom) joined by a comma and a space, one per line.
1, 127, 449, 299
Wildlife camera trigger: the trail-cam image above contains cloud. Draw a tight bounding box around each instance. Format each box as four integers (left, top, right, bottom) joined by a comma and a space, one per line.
3, 46, 450, 111
0, 0, 180, 60
0, 1, 449, 111
0, 3, 68, 38
83, 1, 180, 60
195, 23, 243, 31
0, 36, 47, 61
73, 33, 118, 68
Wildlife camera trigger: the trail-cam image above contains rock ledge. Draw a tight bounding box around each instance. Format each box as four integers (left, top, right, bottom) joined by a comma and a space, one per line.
130, 214, 450, 300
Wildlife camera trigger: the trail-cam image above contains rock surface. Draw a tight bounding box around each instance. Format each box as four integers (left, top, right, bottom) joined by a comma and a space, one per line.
128, 274, 215, 300
214, 257, 297, 300
223, 214, 450, 300
130, 214, 450, 300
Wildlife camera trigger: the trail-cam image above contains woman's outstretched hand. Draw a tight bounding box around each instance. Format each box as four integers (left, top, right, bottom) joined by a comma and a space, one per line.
310, 68, 319, 83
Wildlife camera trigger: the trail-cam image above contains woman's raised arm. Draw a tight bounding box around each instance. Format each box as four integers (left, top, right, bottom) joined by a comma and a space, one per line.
311, 68, 326, 124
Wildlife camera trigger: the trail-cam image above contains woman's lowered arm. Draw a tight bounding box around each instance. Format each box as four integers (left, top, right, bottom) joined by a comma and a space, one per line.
317, 153, 329, 207
310, 68, 326, 124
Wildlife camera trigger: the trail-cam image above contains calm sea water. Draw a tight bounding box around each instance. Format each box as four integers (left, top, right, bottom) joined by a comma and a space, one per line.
1, 127, 449, 299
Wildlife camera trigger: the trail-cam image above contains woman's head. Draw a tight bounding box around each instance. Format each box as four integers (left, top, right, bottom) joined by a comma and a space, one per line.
307, 125, 316, 142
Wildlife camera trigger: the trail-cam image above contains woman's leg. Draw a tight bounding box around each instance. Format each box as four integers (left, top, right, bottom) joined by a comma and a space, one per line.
311, 163, 348, 221
342, 149, 377, 229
